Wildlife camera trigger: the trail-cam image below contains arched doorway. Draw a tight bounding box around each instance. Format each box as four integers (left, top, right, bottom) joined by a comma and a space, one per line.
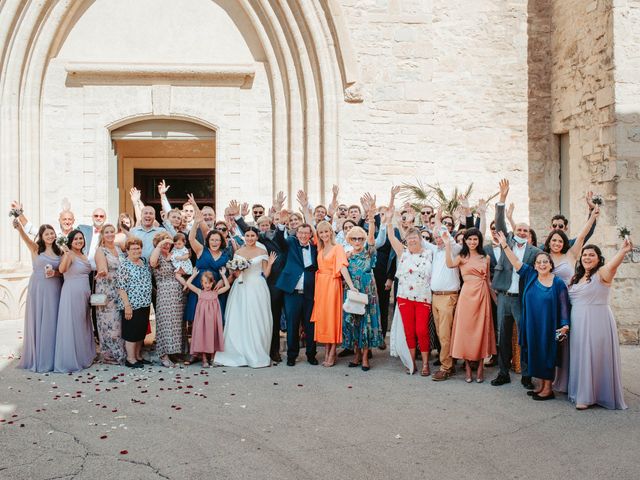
111, 119, 216, 220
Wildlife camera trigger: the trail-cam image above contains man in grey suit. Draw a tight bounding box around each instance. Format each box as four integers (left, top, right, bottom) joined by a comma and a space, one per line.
490, 180, 541, 389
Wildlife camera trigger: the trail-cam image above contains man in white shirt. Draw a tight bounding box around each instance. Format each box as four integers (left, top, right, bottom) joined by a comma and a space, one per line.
426, 228, 462, 381
78, 208, 107, 270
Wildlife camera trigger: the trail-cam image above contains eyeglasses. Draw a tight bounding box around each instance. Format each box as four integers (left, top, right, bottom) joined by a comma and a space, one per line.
217, 227, 228, 232
93, 214, 105, 218
535, 259, 551, 265
338, 207, 347, 211
442, 221, 453, 227
551, 223, 564, 229
350, 237, 365, 241
490, 226, 496, 231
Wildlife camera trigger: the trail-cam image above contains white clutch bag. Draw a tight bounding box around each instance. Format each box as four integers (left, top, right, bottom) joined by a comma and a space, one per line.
343, 289, 368, 315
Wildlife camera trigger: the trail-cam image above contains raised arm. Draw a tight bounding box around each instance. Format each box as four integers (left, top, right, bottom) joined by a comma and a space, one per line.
496, 231, 523, 271
599, 237, 633, 284
385, 211, 404, 258
506, 202, 517, 232
442, 230, 462, 268
150, 238, 172, 268
263, 251, 277, 278
95, 247, 108, 279
476, 198, 488, 239
58, 247, 74, 274
568, 206, 599, 260
327, 185, 338, 218
158, 179, 172, 214
229, 200, 249, 234
130, 187, 144, 227
366, 205, 376, 247
12, 219, 38, 254
494, 179, 509, 236
188, 209, 204, 258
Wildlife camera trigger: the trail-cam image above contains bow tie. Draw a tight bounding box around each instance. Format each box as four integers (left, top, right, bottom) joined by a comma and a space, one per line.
301, 245, 310, 251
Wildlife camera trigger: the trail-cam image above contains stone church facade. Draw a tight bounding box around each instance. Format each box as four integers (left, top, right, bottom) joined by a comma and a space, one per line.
0, 0, 638, 341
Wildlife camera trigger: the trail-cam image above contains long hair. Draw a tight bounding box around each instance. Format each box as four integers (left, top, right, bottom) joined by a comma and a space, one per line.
459, 228, 485, 258
66, 229, 85, 253
570, 244, 605, 286
36, 224, 62, 256
118, 212, 132, 232
543, 229, 569, 254
316, 220, 335, 250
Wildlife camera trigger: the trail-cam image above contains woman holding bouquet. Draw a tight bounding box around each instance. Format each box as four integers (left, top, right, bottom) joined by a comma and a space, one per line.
13, 221, 63, 372
54, 230, 96, 372
215, 227, 277, 368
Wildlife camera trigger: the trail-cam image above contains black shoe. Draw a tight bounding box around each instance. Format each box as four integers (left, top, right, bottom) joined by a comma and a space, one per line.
307, 357, 319, 366
286, 358, 295, 367
361, 365, 370, 372
125, 360, 143, 369
491, 374, 511, 386
338, 349, 354, 358
271, 354, 282, 363
521, 376, 535, 390
526, 390, 542, 397
532, 392, 555, 401
139, 358, 152, 365
348, 362, 361, 368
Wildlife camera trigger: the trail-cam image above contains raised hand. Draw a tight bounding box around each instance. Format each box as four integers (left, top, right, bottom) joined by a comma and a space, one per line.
590, 205, 600, 220
218, 266, 226, 277
193, 209, 204, 224
506, 202, 515, 220
458, 194, 470, 210
129, 187, 141, 204
228, 200, 240, 217
10, 200, 23, 211
241, 202, 250, 217
498, 179, 510, 203
621, 237, 633, 253
496, 231, 508, 248
186, 193, 200, 211
332, 184, 339, 198
158, 179, 170, 195
586, 191, 596, 210
296, 190, 308, 208
268, 251, 278, 265
279, 209, 290, 225
477, 198, 487, 215
390, 185, 401, 198
275, 191, 286, 209
363, 192, 376, 211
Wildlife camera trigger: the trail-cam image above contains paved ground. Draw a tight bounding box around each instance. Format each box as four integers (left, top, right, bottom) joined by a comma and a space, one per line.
1, 319, 639, 480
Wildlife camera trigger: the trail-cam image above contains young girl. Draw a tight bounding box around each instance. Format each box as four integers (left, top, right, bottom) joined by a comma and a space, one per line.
181, 266, 229, 367
170, 233, 193, 280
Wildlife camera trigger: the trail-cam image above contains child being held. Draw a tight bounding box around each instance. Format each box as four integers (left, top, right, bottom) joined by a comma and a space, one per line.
180, 267, 229, 367
170, 233, 193, 279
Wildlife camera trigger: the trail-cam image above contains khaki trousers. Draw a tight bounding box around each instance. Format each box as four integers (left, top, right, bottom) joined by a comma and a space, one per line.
431, 292, 459, 372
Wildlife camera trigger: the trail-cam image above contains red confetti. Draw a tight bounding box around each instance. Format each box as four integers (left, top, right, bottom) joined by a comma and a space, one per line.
100, 435, 107, 439
119, 450, 128, 455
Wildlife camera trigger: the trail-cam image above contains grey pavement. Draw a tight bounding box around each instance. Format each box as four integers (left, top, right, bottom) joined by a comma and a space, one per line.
1, 318, 639, 480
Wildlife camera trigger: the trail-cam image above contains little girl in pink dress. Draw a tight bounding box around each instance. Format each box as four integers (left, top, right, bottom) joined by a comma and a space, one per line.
182, 267, 229, 367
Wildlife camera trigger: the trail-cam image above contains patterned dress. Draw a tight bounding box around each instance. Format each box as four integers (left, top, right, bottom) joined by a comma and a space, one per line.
153, 254, 186, 357
95, 247, 126, 364
342, 245, 384, 349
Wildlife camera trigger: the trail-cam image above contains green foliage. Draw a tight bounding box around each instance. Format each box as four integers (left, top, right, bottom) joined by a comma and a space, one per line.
400, 181, 473, 215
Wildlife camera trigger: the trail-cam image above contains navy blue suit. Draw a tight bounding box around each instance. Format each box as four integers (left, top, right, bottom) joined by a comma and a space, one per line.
275, 235, 318, 361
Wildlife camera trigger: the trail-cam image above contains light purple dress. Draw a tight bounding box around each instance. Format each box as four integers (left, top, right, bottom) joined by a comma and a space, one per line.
568, 274, 627, 409
18, 253, 62, 372
54, 257, 96, 373
552, 260, 574, 392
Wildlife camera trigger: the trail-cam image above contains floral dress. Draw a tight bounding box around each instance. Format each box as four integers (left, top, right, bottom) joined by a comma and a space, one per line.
342, 245, 384, 349
153, 255, 186, 356
95, 247, 126, 364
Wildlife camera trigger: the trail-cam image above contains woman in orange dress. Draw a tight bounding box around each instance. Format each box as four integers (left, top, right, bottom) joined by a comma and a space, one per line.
444, 228, 496, 383
311, 221, 355, 367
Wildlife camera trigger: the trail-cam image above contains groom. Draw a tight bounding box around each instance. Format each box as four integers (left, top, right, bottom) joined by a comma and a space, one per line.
276, 223, 318, 366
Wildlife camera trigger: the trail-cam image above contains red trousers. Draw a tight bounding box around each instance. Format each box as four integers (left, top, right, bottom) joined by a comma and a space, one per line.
398, 297, 431, 352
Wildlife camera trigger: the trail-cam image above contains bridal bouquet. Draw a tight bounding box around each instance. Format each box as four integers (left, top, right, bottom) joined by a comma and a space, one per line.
618, 226, 631, 241
8, 207, 23, 218
226, 256, 250, 272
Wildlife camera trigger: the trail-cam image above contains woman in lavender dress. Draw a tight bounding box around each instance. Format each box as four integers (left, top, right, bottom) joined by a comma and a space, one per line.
13, 221, 63, 373
94, 224, 126, 365
543, 207, 599, 392
568, 240, 632, 410
54, 230, 96, 373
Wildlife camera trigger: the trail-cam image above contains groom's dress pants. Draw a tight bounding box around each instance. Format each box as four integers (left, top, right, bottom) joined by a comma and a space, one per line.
284, 291, 316, 361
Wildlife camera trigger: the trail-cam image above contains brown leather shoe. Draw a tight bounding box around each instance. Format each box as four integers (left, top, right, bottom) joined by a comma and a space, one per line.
432, 370, 450, 381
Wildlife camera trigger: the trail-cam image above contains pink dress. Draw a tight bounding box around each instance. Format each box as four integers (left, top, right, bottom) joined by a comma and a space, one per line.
190, 290, 224, 354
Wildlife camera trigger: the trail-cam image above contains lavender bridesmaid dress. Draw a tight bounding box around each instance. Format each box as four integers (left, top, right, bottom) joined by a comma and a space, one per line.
568, 274, 627, 409
53, 257, 96, 373
18, 253, 62, 372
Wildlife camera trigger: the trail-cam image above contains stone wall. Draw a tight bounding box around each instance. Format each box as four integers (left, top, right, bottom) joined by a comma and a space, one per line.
338, 0, 530, 209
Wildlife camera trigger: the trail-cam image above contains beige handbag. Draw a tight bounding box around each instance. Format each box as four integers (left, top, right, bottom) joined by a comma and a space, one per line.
343, 289, 368, 315
90, 275, 108, 306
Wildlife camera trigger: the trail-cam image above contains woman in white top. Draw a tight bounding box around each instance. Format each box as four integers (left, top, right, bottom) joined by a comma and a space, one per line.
386, 191, 434, 376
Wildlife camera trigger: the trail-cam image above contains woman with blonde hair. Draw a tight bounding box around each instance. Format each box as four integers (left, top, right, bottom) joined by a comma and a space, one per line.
310, 220, 355, 367
94, 224, 126, 364
342, 210, 384, 371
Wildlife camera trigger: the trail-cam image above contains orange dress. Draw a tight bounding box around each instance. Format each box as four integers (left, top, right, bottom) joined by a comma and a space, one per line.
311, 244, 348, 343
450, 255, 497, 361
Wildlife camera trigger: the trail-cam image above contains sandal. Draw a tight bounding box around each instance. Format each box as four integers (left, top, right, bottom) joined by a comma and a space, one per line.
202, 361, 211, 368
160, 358, 175, 368
420, 365, 431, 377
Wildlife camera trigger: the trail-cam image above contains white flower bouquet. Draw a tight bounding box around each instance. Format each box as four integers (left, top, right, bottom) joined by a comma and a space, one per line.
55, 235, 68, 248
9, 207, 23, 218
226, 256, 250, 272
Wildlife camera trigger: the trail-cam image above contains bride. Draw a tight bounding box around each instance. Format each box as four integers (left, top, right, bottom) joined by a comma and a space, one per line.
215, 226, 277, 368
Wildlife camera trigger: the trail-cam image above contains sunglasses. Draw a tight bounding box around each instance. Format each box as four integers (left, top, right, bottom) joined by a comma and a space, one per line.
217, 227, 228, 232
350, 237, 365, 241
421, 211, 432, 215
490, 226, 496, 231
552, 223, 564, 229
93, 214, 106, 218
535, 259, 551, 265
338, 207, 347, 211
442, 221, 453, 227
253, 210, 264, 215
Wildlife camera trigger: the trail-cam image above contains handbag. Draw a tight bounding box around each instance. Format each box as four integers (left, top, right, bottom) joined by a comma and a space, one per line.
343, 289, 368, 315
90, 275, 108, 306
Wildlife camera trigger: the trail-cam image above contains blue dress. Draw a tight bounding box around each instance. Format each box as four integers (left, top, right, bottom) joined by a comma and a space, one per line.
184, 249, 229, 322
517, 264, 570, 380
342, 245, 384, 349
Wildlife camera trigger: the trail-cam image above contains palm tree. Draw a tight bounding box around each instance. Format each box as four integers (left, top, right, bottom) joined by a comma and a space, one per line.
400, 181, 474, 215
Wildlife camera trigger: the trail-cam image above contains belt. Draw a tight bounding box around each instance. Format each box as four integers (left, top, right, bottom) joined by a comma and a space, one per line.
431, 290, 458, 296
499, 291, 519, 297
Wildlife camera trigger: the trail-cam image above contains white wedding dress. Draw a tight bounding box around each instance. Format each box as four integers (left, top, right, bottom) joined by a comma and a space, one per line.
215, 254, 273, 368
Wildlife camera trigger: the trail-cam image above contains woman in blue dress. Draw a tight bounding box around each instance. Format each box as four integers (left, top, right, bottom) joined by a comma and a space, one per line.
185, 210, 230, 324
497, 232, 570, 401
342, 213, 384, 371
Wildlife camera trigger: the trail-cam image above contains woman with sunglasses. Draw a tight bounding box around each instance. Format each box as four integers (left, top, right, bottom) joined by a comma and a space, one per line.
342, 210, 384, 371
496, 232, 570, 400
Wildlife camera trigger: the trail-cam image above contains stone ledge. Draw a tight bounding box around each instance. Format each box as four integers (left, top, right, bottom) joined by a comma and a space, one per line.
65, 62, 257, 88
